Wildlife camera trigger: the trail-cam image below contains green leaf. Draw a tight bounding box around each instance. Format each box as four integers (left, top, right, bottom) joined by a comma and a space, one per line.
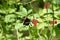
54, 0, 60, 4
52, 30, 56, 37
30, 27, 38, 37
0, 9, 6, 13
8, 8, 16, 13
4, 14, 16, 23
28, 9, 32, 14
16, 5, 27, 18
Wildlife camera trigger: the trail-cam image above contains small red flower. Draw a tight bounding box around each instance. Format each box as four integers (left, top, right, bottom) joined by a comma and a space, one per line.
32, 19, 38, 26
50, 20, 57, 24
44, 2, 50, 9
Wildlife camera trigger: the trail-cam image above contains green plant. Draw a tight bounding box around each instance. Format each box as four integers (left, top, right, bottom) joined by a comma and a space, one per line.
0, 0, 60, 40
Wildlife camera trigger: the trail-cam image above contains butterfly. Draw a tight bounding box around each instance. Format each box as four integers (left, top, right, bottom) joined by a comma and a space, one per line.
23, 17, 30, 25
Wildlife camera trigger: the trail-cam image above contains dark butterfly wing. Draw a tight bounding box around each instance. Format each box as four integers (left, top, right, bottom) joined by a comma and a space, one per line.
23, 18, 30, 25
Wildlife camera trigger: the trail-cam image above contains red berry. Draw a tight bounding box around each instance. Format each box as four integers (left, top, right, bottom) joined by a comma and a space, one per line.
32, 19, 38, 26
44, 4, 47, 9
50, 20, 57, 24
36, 20, 39, 23
47, 2, 50, 7
54, 20, 57, 24
50, 21, 53, 24
44, 2, 50, 9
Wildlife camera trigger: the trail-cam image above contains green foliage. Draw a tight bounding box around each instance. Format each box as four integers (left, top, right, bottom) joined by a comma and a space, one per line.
0, 0, 60, 40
